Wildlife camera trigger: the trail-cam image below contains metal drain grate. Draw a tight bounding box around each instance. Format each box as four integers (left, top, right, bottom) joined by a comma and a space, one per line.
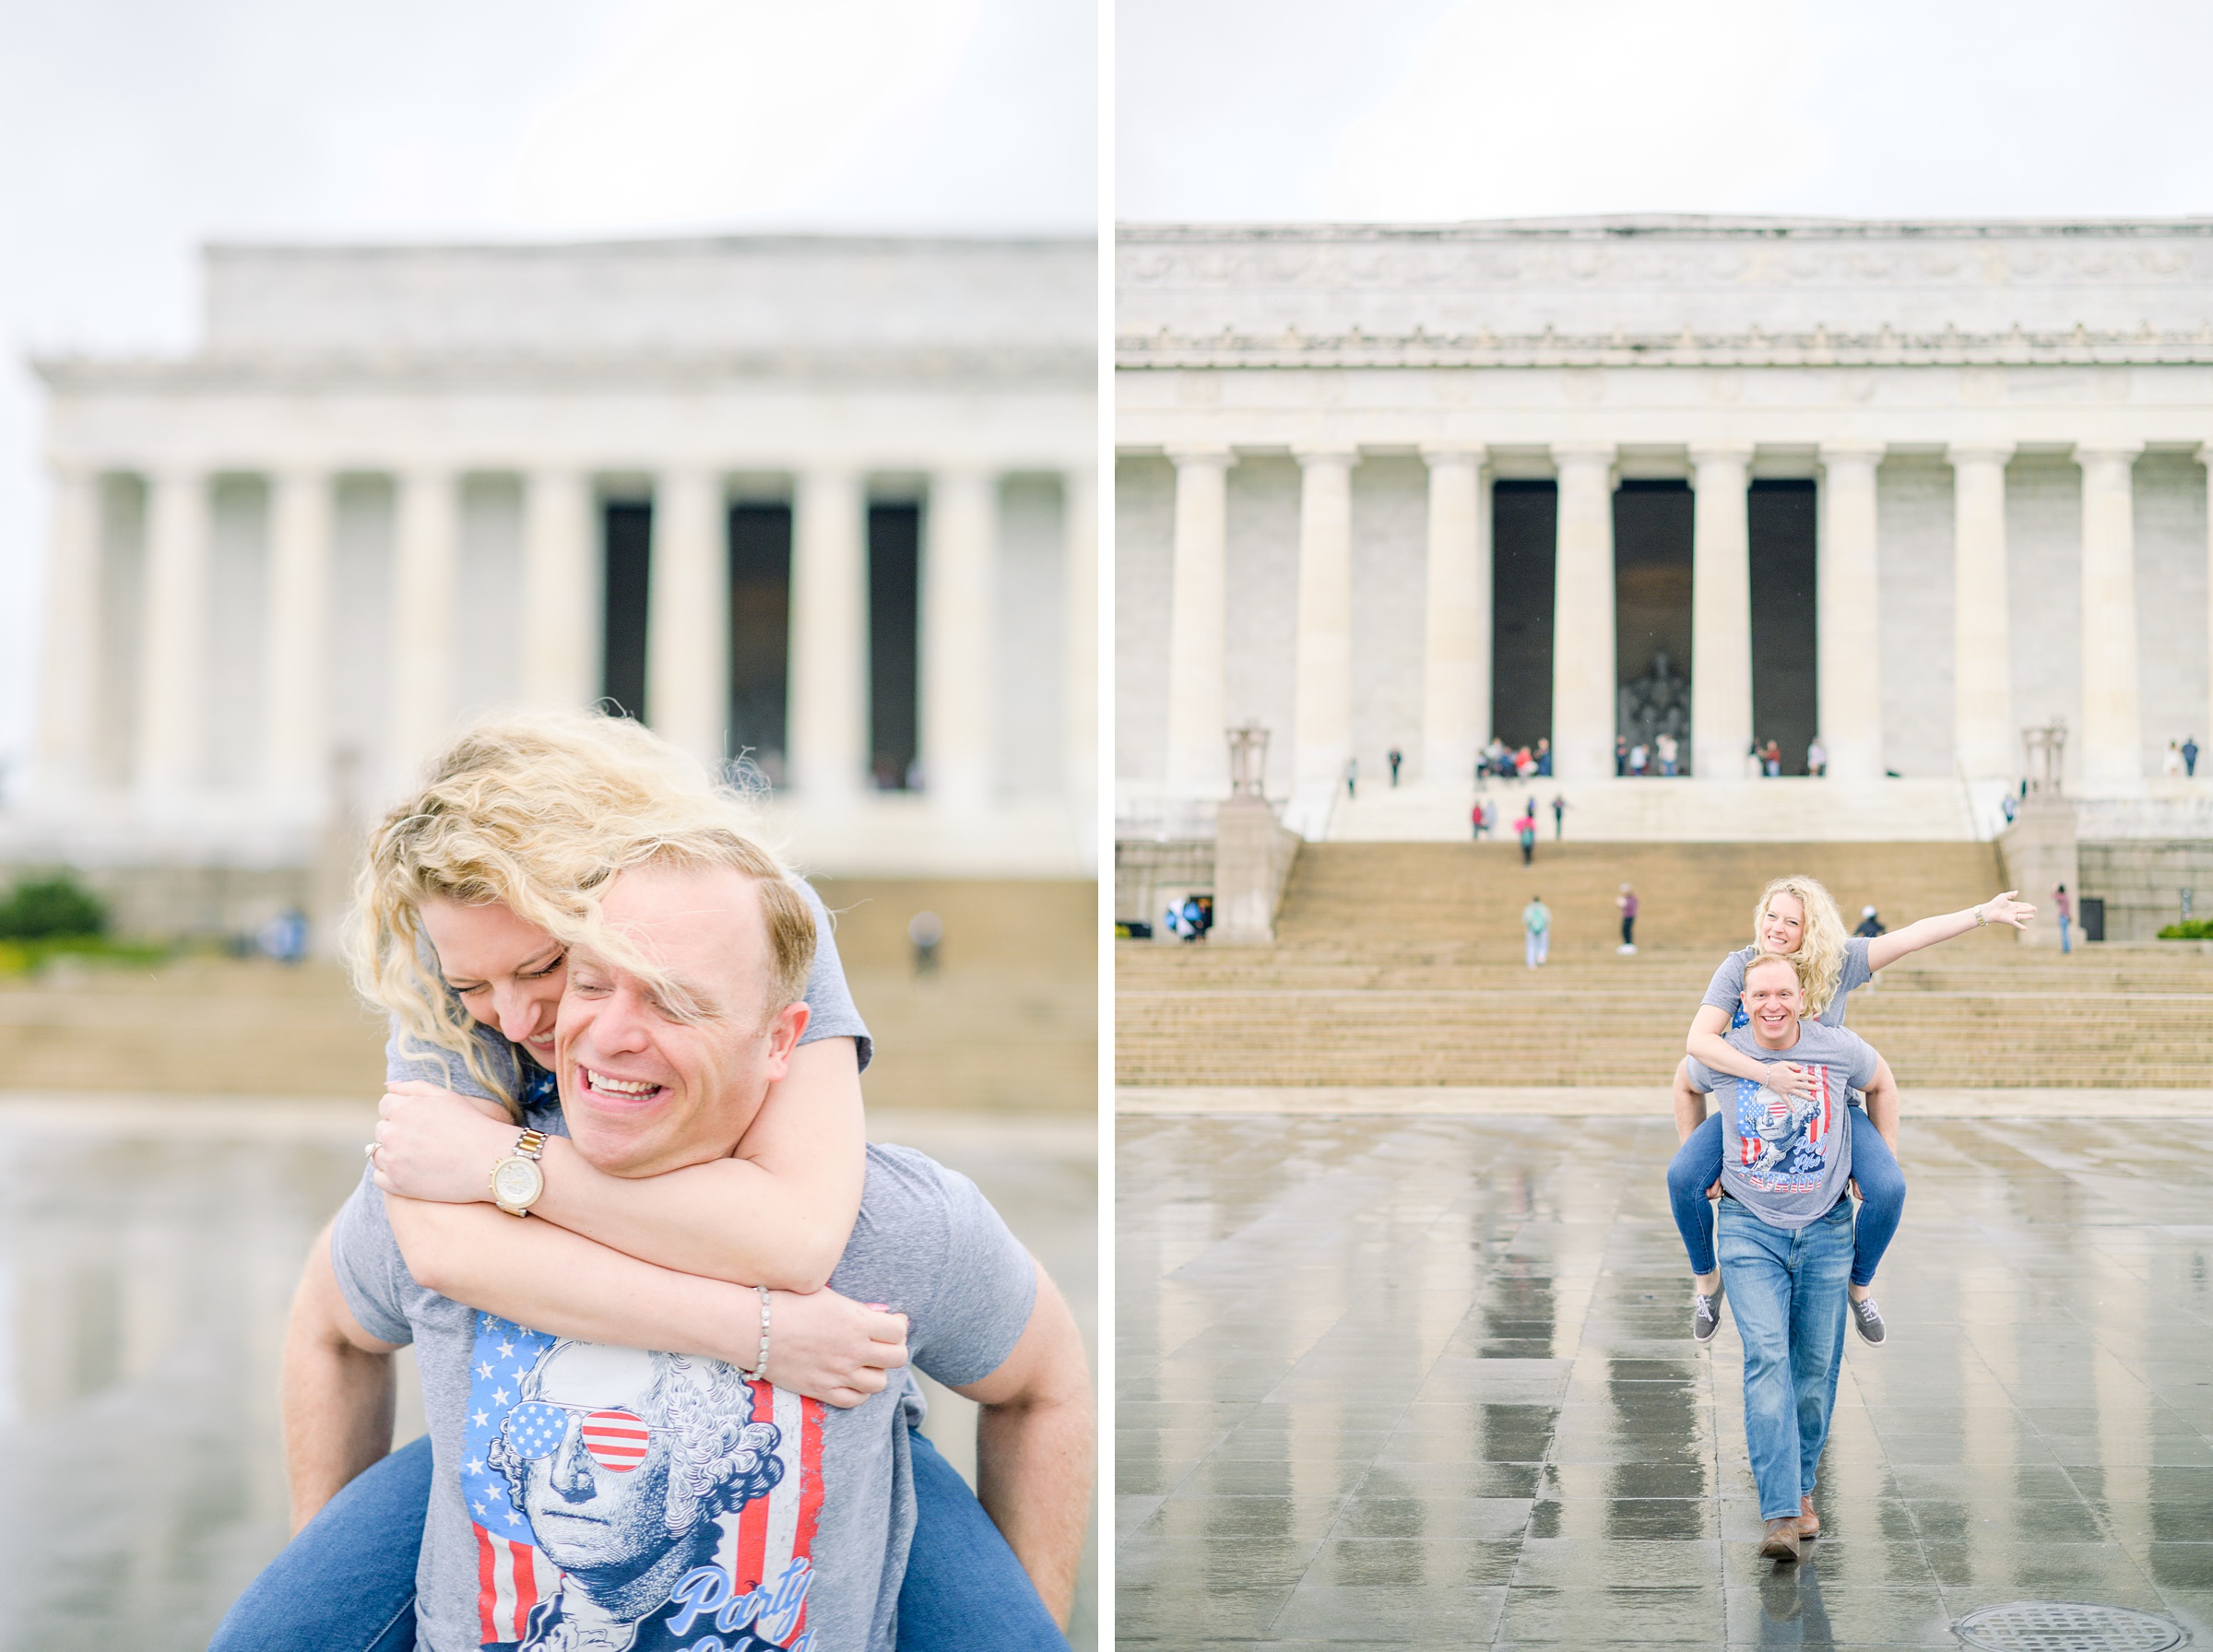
1954, 1602, 2187, 1652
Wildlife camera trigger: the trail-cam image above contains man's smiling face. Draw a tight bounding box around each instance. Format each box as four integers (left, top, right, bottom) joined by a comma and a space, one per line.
1741, 958, 1805, 1050
554, 862, 809, 1178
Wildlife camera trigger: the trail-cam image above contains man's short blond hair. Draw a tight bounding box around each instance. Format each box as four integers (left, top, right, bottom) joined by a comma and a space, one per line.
1743, 950, 1809, 995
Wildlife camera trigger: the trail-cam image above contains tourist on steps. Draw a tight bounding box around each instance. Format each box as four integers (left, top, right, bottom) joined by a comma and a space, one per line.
1521, 895, 1551, 968
1616, 884, 1639, 954
1666, 875, 2036, 1351
1514, 808, 1537, 865
1687, 950, 1896, 1564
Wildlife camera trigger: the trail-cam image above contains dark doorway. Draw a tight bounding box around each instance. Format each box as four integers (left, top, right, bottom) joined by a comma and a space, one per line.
601, 501, 652, 721
1614, 479, 1695, 770
1749, 480, 1818, 774
868, 502, 921, 790
728, 502, 792, 783
1491, 480, 1557, 752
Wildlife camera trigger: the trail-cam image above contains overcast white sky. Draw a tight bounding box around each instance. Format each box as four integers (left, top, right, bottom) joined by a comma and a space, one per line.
1118, 0, 2213, 222
0, 0, 1095, 781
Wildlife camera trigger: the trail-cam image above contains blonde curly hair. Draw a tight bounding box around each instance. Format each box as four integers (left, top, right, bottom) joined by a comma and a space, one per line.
345, 713, 817, 1121
1750, 874, 1849, 1019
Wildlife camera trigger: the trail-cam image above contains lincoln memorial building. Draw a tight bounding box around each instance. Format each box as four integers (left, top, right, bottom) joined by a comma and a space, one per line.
1116, 217, 2213, 861
14, 235, 1096, 930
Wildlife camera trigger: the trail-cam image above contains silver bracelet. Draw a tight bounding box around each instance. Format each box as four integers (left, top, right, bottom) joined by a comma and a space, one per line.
744, 1284, 772, 1384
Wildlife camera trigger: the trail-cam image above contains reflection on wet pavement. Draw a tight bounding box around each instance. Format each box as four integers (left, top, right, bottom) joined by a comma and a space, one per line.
0, 1097, 1095, 1652
1118, 1113, 2213, 1648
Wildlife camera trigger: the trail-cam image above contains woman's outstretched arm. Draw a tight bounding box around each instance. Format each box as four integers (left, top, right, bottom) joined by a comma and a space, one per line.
374, 1035, 866, 1292
1864, 891, 2035, 971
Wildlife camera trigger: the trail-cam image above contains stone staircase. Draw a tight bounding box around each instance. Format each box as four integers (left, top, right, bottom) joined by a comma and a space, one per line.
1118, 842, 2213, 1090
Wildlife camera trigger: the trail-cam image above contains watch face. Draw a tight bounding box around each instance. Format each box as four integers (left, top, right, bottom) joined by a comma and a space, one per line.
492, 1157, 544, 1209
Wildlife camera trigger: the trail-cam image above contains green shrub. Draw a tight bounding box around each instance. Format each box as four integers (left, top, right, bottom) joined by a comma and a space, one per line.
2157, 918, 2213, 941
0, 875, 108, 939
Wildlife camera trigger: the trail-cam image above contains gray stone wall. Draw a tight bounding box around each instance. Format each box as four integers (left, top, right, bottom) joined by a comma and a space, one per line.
1874, 456, 1957, 778
2079, 840, 2213, 942
2006, 456, 2085, 770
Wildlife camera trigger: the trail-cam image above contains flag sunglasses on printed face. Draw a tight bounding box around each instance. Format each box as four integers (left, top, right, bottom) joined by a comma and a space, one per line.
501, 1400, 656, 1471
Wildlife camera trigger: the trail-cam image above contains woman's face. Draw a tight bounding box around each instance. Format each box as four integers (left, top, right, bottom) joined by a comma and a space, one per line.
420, 899, 566, 1066
1758, 892, 1807, 955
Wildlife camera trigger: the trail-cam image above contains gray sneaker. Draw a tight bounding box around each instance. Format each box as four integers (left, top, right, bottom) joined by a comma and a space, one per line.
1850, 1295, 1887, 1345
1692, 1286, 1723, 1343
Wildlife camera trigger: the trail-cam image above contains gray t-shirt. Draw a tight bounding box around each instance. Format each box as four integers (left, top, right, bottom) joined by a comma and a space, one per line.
331, 1141, 1036, 1652
1700, 937, 1874, 1031
1686, 1021, 1878, 1230
385, 877, 871, 1103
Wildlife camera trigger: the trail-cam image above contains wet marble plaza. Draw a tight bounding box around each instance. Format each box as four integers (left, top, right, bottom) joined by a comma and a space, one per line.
1118, 1112, 2213, 1648
0, 1095, 1096, 1652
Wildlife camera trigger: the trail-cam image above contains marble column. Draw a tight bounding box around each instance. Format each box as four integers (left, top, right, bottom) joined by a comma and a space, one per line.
922, 470, 996, 811
1689, 445, 1755, 782
788, 470, 869, 804
521, 470, 601, 711
1947, 444, 2015, 780
1420, 447, 1488, 788
37, 466, 101, 798
647, 469, 729, 769
2077, 442, 2145, 786
1294, 448, 1356, 792
1817, 443, 1886, 783
1164, 448, 1233, 796
1550, 443, 1617, 781
388, 468, 460, 786
260, 471, 333, 810
136, 468, 210, 799
1062, 466, 1097, 809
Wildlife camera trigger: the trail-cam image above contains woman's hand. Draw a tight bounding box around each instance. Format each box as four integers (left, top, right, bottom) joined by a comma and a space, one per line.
1761, 1063, 1815, 1103
1979, 890, 2036, 930
762, 1289, 910, 1409
373, 1081, 517, 1205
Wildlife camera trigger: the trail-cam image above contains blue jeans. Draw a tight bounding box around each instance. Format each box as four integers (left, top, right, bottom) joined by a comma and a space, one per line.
210, 1426, 1067, 1651
1667, 1106, 1903, 1288
1717, 1196, 1854, 1520
2060, 914, 2072, 953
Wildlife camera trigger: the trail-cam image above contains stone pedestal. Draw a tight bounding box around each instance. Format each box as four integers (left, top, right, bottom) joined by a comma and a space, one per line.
1213, 796, 1302, 946
1998, 795, 2078, 949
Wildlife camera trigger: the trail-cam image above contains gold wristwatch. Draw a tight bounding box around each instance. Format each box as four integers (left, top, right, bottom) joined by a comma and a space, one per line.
490, 1128, 550, 1217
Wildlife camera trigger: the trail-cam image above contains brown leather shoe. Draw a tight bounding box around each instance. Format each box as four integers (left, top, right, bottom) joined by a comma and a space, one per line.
1759, 1516, 1802, 1562
1798, 1495, 1820, 1538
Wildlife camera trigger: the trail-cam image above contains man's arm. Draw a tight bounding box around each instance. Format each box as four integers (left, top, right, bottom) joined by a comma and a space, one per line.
282, 1220, 404, 1534
951, 1259, 1094, 1628
1859, 1053, 1900, 1154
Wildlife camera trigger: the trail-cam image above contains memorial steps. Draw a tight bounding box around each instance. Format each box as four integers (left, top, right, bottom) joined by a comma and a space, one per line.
1116, 841, 2213, 1091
